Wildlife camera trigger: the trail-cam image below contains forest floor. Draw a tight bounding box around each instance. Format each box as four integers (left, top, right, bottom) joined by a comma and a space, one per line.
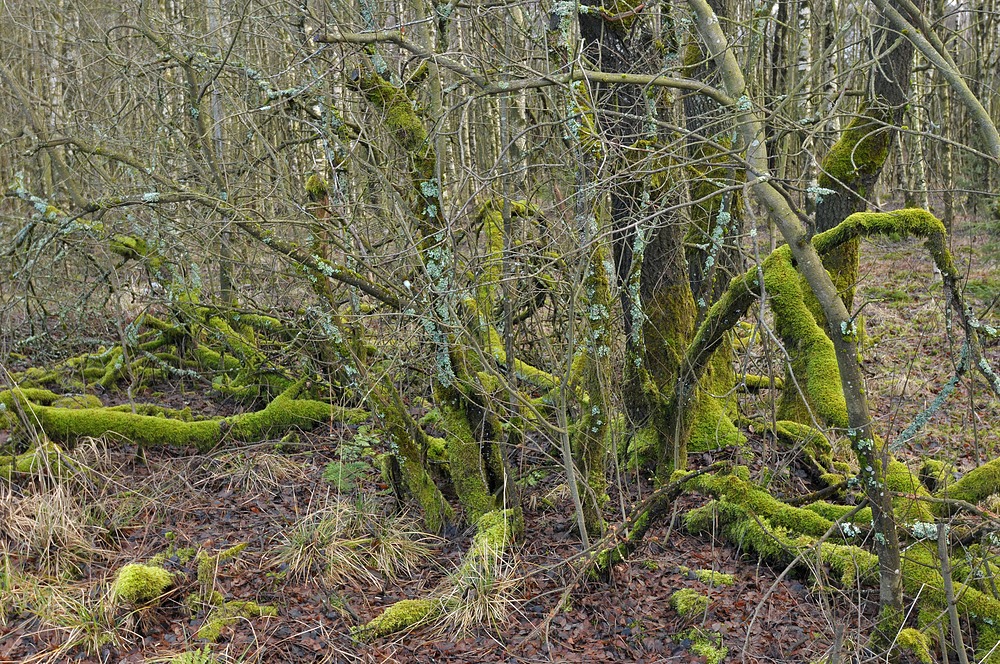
1, 224, 998, 663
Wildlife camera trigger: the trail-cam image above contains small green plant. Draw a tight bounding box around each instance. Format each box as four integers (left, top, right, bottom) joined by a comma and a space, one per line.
197, 599, 276, 641
323, 460, 369, 492
188, 543, 276, 642
168, 645, 217, 664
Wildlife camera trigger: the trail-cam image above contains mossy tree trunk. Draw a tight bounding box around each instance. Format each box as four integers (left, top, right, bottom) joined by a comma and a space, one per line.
356, 54, 508, 525
687, 0, 908, 626
571, 0, 742, 478
777, 4, 914, 427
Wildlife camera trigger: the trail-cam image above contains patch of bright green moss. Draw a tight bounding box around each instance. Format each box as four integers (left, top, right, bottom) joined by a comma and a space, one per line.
0, 440, 64, 479
670, 588, 710, 618
884, 459, 934, 524
977, 624, 1000, 664
351, 598, 440, 640
197, 600, 276, 641
111, 563, 173, 605
688, 468, 836, 537
437, 391, 496, 521
895, 627, 933, 663
766, 250, 848, 427
51, 394, 103, 409
902, 543, 1000, 627
937, 456, 1000, 512
680, 627, 728, 664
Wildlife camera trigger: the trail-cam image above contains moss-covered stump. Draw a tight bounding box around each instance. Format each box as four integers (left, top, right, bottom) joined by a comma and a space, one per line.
2, 385, 367, 451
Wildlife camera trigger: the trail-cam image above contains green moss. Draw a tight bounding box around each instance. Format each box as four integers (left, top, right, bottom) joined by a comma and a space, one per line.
438, 392, 495, 522
624, 423, 659, 470
685, 480, 880, 587
884, 459, 935, 524
687, 353, 745, 454
304, 174, 328, 201
919, 458, 957, 492
774, 420, 840, 480
977, 625, 1000, 664
352, 598, 440, 640
18, 384, 366, 452
818, 113, 890, 191
109, 234, 164, 272
0, 440, 64, 479
377, 383, 453, 533
682, 628, 728, 664
452, 507, 522, 594
670, 588, 710, 618
197, 600, 276, 641
51, 394, 103, 409
766, 250, 847, 427
169, 646, 217, 664
106, 403, 196, 421
573, 244, 615, 537
25, 401, 222, 450
0, 387, 61, 411
895, 627, 933, 663
902, 543, 1000, 626
686, 567, 735, 586
936, 456, 1000, 512
688, 469, 836, 537
803, 500, 872, 527
814, 209, 958, 276
466, 300, 559, 390
359, 73, 428, 152
110, 563, 173, 605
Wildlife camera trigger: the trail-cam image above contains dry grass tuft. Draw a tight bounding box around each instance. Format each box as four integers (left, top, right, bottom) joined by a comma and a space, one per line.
196, 448, 306, 496
272, 499, 439, 587
1, 482, 106, 577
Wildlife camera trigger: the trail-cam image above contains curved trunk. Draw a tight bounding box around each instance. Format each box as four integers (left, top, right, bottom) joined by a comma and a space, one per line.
779, 4, 914, 425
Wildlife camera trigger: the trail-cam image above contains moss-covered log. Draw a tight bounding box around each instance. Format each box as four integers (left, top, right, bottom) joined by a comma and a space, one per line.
3, 384, 367, 452
679, 466, 1000, 654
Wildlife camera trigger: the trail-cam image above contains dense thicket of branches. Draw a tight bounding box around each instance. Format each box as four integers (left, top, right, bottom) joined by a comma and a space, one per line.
2, 0, 999, 659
